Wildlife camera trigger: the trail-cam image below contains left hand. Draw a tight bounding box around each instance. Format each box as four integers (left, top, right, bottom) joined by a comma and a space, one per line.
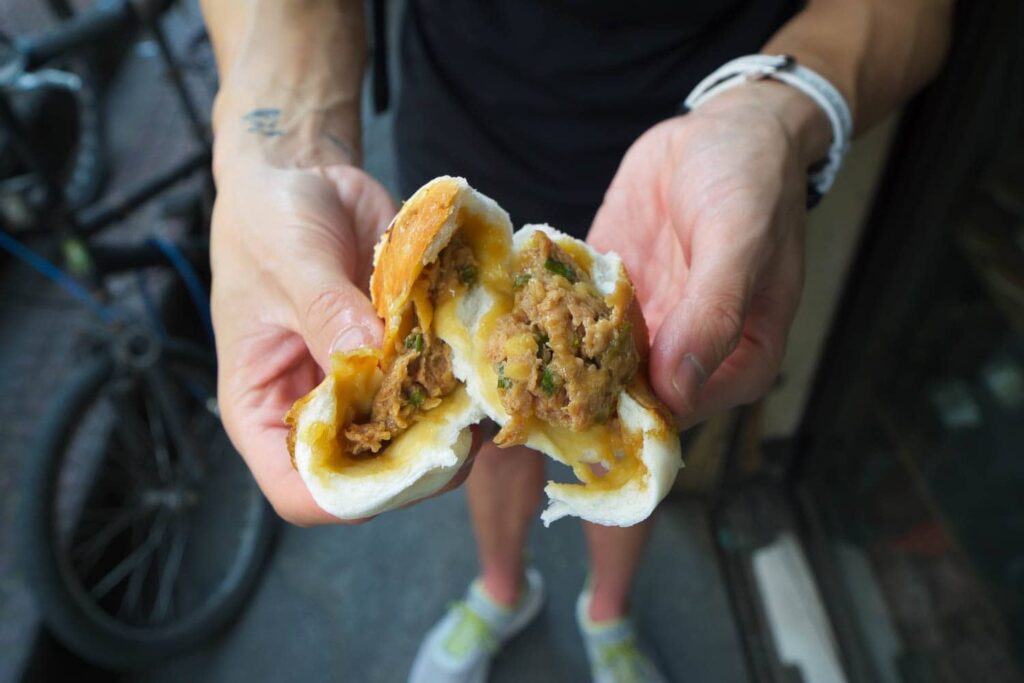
589, 81, 830, 428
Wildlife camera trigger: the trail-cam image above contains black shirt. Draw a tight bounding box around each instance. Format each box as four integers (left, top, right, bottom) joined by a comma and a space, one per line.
394, 0, 799, 237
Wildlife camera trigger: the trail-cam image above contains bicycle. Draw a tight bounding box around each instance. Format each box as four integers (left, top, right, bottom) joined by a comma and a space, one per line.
1, 0, 277, 669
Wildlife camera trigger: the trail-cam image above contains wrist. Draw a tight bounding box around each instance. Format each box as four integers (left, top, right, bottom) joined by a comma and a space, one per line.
697, 80, 831, 170
205, 0, 365, 176
211, 89, 361, 178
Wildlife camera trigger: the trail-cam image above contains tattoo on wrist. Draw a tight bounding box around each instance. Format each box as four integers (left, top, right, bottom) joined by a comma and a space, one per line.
242, 108, 285, 137
239, 107, 358, 166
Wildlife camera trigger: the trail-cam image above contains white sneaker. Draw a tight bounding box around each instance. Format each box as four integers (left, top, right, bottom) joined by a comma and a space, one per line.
576, 588, 668, 683
408, 568, 544, 683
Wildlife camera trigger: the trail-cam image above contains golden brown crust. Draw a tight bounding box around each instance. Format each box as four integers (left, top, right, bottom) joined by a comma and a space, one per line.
283, 391, 315, 467
370, 177, 463, 321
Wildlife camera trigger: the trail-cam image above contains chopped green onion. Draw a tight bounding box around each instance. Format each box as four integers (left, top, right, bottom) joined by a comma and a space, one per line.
496, 363, 513, 390
458, 265, 477, 285
513, 272, 532, 289
407, 386, 425, 407
571, 333, 581, 347
534, 331, 549, 358
540, 367, 557, 395
404, 331, 424, 353
609, 323, 632, 354
544, 257, 577, 284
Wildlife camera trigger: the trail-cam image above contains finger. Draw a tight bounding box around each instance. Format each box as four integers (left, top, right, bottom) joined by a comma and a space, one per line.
673, 289, 789, 430
322, 166, 398, 288
273, 171, 393, 372
680, 233, 802, 427
216, 330, 366, 527
290, 272, 384, 372
224, 406, 368, 526
649, 206, 779, 417
247, 426, 347, 526
221, 400, 357, 525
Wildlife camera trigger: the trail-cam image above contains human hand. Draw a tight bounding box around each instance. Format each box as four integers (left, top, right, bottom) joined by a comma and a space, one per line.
589, 81, 831, 428
209, 128, 476, 525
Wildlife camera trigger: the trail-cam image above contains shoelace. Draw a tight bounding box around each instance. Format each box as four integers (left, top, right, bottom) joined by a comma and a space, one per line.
598, 636, 652, 683
442, 602, 499, 659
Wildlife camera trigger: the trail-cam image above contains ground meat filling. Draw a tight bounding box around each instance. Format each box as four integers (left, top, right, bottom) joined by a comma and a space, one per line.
488, 232, 638, 445
343, 238, 477, 455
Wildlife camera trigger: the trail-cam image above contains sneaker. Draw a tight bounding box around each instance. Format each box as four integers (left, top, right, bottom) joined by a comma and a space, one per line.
576, 588, 667, 683
408, 568, 544, 683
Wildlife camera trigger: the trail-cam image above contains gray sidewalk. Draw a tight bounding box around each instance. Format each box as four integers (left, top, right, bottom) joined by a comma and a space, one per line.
135, 490, 748, 683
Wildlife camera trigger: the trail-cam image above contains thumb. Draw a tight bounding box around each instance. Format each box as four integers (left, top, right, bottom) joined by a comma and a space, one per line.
289, 267, 384, 373
650, 251, 755, 418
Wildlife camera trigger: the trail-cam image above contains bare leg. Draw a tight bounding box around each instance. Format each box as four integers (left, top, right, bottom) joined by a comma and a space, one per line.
466, 441, 545, 607
582, 518, 655, 621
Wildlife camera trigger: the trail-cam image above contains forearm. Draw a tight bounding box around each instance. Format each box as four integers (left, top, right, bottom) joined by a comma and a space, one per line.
200, 0, 366, 169
764, 0, 954, 134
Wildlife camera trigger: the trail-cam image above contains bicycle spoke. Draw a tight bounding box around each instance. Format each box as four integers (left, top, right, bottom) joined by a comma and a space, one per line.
144, 389, 174, 484
79, 506, 123, 523
106, 390, 160, 486
106, 432, 156, 487
116, 528, 153, 622
147, 515, 174, 621
152, 515, 189, 623
90, 512, 170, 601
71, 505, 146, 575
144, 369, 202, 481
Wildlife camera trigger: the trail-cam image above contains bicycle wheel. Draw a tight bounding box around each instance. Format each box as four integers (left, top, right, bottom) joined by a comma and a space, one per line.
18, 340, 277, 669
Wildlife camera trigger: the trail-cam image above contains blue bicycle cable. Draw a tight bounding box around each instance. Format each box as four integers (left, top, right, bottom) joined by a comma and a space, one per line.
0, 230, 213, 341
135, 269, 168, 338
0, 229, 216, 407
0, 229, 120, 322
147, 236, 214, 345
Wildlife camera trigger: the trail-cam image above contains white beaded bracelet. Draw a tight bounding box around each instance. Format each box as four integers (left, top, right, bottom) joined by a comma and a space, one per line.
684, 54, 853, 204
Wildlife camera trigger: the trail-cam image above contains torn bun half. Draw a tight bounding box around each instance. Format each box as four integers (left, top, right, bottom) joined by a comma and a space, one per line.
285, 177, 512, 519
443, 223, 683, 527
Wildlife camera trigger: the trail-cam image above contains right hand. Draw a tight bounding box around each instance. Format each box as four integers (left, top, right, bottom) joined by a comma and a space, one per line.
210, 137, 395, 525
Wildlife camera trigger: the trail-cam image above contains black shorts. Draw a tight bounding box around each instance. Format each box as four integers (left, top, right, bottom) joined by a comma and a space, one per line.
394, 0, 797, 239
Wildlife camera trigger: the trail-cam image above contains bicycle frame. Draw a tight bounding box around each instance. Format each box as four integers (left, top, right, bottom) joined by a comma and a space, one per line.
0, 0, 212, 285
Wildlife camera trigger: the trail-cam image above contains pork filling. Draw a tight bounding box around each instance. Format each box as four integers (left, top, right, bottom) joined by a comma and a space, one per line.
488, 232, 638, 446
343, 238, 477, 455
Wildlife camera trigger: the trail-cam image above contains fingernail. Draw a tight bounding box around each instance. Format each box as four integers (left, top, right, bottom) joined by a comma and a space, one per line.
672, 353, 707, 413
331, 326, 373, 354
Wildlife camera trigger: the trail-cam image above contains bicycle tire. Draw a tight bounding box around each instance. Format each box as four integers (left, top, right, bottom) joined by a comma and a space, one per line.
18, 344, 277, 669
62, 56, 105, 210
0, 62, 106, 218
35, 0, 110, 211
